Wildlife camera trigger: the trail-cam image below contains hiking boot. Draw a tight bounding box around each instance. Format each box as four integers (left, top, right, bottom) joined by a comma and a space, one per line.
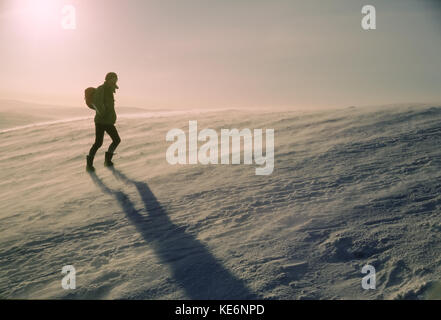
86, 155, 95, 172
104, 152, 114, 167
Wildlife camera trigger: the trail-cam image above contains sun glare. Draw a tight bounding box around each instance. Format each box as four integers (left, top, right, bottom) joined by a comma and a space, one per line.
11, 0, 61, 36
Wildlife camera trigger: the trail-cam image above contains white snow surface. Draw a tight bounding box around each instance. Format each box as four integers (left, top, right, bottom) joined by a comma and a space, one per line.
1, 103, 441, 299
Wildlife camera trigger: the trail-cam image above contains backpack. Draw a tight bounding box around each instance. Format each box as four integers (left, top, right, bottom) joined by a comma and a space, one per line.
84, 87, 97, 110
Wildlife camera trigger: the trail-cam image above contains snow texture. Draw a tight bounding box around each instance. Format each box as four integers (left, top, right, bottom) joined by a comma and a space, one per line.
1, 102, 441, 299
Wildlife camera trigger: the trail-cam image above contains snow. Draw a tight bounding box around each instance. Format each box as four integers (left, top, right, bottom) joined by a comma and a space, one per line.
1, 102, 441, 299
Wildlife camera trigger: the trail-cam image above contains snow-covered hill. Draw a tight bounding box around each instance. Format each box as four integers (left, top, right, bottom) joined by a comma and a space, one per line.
1, 104, 441, 299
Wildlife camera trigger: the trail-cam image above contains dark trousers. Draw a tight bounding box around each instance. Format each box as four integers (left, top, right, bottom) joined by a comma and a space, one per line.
89, 123, 121, 158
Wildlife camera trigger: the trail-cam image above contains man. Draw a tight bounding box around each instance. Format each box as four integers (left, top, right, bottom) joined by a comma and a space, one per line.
86, 72, 121, 171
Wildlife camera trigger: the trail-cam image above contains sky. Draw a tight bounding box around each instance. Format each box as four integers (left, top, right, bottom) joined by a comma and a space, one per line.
0, 0, 440, 110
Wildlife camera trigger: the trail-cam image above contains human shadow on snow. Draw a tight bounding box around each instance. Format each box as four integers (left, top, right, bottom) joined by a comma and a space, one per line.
88, 168, 257, 299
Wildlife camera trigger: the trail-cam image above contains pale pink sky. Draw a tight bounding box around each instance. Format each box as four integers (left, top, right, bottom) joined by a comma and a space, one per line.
0, 0, 440, 110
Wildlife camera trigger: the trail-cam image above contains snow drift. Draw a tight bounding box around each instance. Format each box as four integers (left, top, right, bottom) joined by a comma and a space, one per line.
1, 103, 441, 299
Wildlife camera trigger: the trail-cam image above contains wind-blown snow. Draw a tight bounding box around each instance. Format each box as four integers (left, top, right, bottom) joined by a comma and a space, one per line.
1, 104, 440, 299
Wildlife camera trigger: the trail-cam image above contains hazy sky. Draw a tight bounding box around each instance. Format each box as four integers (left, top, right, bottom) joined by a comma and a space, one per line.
0, 0, 440, 109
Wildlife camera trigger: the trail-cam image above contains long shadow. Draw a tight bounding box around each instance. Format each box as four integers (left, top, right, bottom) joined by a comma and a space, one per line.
88, 168, 258, 299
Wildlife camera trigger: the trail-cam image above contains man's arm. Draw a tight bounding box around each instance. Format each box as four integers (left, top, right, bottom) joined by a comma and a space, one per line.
93, 86, 106, 115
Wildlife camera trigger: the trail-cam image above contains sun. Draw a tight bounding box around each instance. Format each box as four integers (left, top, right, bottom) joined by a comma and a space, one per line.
22, 0, 58, 23
10, 0, 61, 35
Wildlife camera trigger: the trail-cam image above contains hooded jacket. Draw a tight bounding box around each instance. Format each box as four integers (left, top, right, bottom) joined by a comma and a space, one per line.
93, 81, 117, 125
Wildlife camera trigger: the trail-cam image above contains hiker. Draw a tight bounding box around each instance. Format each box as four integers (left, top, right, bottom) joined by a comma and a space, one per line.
86, 72, 121, 171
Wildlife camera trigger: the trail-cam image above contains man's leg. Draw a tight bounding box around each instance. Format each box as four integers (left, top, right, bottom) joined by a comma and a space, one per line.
89, 123, 105, 158
104, 124, 121, 166
105, 124, 121, 154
